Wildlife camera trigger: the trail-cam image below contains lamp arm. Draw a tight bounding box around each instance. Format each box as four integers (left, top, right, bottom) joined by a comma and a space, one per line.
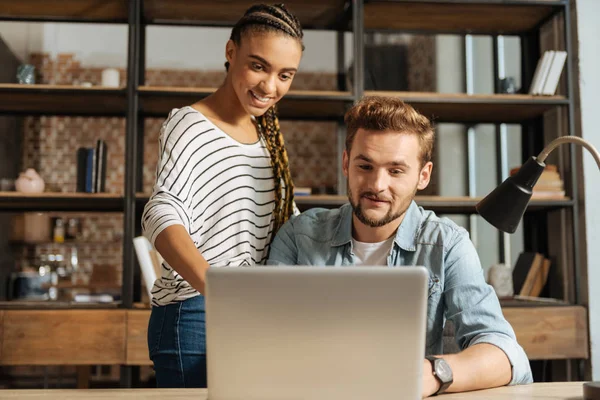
537, 136, 600, 170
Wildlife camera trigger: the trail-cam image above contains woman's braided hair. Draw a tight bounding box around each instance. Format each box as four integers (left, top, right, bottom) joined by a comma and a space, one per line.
227, 4, 304, 234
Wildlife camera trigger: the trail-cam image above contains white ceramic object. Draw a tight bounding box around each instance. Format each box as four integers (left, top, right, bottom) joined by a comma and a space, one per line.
101, 68, 120, 87
488, 263, 514, 297
15, 168, 45, 193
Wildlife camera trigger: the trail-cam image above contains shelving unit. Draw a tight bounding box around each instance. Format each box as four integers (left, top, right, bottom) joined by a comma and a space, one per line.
138, 87, 353, 120
0, 0, 128, 23
0, 192, 125, 212
0, 0, 588, 387
362, 0, 562, 34
141, 0, 348, 28
365, 92, 568, 123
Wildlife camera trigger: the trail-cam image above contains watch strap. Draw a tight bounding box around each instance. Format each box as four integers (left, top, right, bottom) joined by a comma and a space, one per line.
426, 356, 453, 395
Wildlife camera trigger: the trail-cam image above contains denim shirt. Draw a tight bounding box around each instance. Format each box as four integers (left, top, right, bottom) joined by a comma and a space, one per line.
267, 201, 533, 385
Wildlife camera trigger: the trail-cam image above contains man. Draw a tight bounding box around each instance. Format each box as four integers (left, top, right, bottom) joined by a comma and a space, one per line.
267, 96, 533, 397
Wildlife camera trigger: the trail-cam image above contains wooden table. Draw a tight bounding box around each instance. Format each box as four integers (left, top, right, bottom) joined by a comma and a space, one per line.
0, 382, 586, 399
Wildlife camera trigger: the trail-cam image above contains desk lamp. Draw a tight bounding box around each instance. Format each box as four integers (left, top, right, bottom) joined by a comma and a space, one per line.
476, 135, 600, 399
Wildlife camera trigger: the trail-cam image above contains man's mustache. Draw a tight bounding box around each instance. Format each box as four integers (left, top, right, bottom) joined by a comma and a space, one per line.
360, 192, 391, 202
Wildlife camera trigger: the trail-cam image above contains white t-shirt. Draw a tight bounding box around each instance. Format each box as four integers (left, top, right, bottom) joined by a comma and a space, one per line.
351, 236, 395, 266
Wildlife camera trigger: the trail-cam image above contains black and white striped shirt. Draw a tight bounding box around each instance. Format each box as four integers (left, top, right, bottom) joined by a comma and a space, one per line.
142, 106, 282, 306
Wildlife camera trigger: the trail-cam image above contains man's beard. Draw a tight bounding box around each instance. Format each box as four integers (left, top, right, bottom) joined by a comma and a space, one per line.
347, 183, 415, 228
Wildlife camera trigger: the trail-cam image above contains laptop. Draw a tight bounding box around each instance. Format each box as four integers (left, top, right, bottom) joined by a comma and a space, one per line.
205, 266, 429, 400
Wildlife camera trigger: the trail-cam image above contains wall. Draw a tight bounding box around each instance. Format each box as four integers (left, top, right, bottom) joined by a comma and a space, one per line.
0, 22, 354, 72
576, 0, 600, 381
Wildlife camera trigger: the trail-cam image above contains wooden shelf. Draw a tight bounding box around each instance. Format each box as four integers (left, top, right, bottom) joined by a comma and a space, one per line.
0, 85, 566, 122
297, 195, 574, 213
138, 86, 353, 120
0, 84, 127, 116
142, 0, 347, 29
137, 194, 572, 214
366, 91, 569, 123
0, 192, 124, 212
364, 0, 562, 35
0, 0, 128, 23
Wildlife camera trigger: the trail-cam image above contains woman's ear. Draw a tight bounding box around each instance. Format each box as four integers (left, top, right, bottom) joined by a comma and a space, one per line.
225, 40, 236, 65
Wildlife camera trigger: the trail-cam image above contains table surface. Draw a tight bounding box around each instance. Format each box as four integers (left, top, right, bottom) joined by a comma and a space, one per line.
0, 382, 586, 399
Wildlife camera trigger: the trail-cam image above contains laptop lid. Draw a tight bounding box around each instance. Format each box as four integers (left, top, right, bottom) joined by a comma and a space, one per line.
205, 266, 428, 400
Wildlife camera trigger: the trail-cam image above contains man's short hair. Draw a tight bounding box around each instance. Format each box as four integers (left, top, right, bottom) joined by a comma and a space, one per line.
344, 96, 435, 168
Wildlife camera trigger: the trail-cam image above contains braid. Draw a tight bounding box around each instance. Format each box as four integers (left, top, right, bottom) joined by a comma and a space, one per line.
257, 106, 295, 234
225, 4, 302, 234
229, 4, 304, 48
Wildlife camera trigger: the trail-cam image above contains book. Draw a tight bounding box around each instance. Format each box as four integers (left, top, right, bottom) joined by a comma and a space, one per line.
95, 139, 107, 193
85, 147, 96, 193
529, 258, 551, 297
528, 50, 568, 96
76, 147, 88, 192
541, 51, 567, 95
536, 50, 556, 95
510, 164, 564, 198
512, 252, 539, 295
529, 51, 553, 95
76, 142, 107, 193
519, 253, 545, 296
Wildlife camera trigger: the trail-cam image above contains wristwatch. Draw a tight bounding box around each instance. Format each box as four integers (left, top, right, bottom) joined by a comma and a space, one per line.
426, 356, 453, 395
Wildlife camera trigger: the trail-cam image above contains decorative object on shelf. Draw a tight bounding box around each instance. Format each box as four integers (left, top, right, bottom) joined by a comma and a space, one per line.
101, 67, 120, 87
7, 271, 52, 301
0, 178, 15, 191
53, 217, 65, 243
500, 77, 517, 94
16, 64, 36, 84
476, 136, 600, 233
15, 168, 45, 193
66, 218, 81, 240
294, 187, 312, 196
487, 263, 513, 298
10, 212, 51, 242
476, 135, 600, 397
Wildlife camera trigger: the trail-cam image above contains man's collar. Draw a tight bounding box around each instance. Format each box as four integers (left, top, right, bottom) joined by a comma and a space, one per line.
331, 201, 421, 251
332, 203, 354, 246
393, 201, 421, 251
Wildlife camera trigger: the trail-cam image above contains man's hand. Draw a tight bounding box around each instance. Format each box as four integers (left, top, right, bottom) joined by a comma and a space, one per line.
422, 359, 441, 398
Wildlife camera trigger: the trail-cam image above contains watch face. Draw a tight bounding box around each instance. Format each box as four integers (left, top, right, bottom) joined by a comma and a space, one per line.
435, 359, 453, 382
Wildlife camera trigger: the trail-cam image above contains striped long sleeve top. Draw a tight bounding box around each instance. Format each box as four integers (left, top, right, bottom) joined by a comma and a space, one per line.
142, 106, 282, 306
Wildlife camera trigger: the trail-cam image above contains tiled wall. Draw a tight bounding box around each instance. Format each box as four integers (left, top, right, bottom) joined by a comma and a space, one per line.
14, 37, 435, 278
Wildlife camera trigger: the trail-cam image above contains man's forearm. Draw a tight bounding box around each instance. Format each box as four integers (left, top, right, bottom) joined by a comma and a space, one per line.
424, 343, 512, 396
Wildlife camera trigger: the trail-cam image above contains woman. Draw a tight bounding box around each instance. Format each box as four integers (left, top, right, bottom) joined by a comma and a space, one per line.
141, 3, 303, 388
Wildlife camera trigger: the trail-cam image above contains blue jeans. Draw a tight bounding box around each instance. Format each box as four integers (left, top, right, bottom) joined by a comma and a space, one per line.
147, 295, 207, 388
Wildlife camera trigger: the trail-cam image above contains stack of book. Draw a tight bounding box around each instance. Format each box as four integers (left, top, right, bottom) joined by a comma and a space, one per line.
76, 139, 107, 193
510, 164, 565, 199
512, 252, 552, 298
528, 50, 568, 96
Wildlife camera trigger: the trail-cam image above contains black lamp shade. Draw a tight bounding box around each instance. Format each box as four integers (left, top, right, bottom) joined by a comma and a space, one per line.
476, 157, 546, 233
